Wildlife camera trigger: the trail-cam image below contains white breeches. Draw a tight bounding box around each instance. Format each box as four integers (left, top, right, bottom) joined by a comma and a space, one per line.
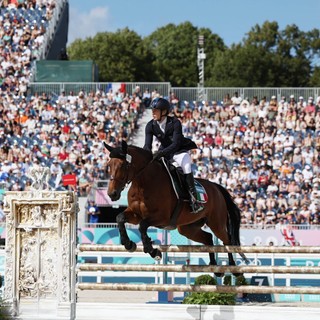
172, 152, 192, 174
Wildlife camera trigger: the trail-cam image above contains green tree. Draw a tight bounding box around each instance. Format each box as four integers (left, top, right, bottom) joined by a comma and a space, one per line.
207, 43, 276, 87
207, 21, 320, 87
67, 28, 155, 82
310, 66, 320, 86
66, 21, 320, 87
273, 24, 312, 86
303, 28, 320, 86
143, 22, 225, 86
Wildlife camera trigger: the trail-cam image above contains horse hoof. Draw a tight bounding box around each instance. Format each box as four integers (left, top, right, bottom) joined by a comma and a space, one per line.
233, 273, 243, 278
214, 273, 224, 277
151, 249, 162, 260
127, 241, 137, 252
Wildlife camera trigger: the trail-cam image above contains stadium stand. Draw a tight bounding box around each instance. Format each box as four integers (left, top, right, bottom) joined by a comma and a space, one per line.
0, 1, 319, 229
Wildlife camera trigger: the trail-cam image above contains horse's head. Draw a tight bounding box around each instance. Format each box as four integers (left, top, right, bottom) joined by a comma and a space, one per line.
104, 140, 132, 201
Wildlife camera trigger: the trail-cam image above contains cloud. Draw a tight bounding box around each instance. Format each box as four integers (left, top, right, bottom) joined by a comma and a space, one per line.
68, 6, 111, 44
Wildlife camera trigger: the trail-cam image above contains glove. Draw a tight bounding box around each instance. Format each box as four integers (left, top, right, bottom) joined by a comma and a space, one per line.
152, 151, 164, 161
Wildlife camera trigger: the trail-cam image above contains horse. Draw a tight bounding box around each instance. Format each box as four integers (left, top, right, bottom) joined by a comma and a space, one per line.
104, 140, 248, 276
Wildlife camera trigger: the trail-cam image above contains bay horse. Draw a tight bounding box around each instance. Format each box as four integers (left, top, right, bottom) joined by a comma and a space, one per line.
104, 140, 248, 275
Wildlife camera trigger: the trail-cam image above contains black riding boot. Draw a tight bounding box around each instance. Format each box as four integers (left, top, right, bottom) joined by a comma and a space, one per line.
185, 173, 204, 214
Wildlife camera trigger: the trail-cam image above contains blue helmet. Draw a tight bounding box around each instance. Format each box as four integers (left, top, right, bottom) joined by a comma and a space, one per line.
150, 98, 170, 112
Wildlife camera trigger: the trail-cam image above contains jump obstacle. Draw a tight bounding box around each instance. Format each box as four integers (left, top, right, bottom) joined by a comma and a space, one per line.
77, 244, 320, 295
3, 182, 320, 319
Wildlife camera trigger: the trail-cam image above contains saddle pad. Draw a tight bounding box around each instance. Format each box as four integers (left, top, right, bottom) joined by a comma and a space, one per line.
195, 180, 208, 203
161, 158, 208, 204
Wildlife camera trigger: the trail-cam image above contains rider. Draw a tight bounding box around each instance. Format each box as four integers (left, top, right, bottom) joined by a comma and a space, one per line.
143, 97, 204, 214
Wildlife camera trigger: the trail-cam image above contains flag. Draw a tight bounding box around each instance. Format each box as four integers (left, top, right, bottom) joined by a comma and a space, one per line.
62, 174, 77, 186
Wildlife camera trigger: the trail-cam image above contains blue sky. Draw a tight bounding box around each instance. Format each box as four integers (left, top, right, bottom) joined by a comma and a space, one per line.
68, 0, 320, 46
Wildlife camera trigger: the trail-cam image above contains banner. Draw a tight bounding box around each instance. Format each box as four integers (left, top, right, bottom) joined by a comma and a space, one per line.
62, 174, 77, 186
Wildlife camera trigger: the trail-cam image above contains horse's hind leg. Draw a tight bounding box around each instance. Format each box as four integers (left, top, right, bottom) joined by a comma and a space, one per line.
177, 221, 223, 277
227, 253, 242, 277
139, 219, 162, 260
209, 223, 241, 277
116, 211, 137, 252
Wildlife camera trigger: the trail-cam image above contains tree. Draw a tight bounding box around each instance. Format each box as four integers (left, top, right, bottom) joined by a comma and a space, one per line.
67, 28, 155, 82
310, 66, 320, 86
207, 43, 276, 87
66, 21, 320, 87
143, 22, 225, 86
207, 21, 320, 87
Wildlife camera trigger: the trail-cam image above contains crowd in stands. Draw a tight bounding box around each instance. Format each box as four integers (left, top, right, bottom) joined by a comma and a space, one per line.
168, 93, 320, 228
0, 81, 147, 195
1, 1, 320, 228
0, 1, 153, 224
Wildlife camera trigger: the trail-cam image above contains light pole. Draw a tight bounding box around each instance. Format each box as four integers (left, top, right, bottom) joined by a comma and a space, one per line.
197, 35, 206, 101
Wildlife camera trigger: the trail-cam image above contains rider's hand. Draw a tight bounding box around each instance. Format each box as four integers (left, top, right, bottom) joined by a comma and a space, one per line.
152, 151, 165, 161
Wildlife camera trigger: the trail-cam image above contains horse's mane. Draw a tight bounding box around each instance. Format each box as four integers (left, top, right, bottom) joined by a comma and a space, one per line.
127, 144, 153, 160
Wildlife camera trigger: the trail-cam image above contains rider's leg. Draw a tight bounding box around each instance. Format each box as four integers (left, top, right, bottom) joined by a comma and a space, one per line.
185, 173, 204, 213
173, 152, 204, 214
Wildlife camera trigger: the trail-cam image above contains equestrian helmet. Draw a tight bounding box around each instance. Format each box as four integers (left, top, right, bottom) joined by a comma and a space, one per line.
150, 97, 170, 112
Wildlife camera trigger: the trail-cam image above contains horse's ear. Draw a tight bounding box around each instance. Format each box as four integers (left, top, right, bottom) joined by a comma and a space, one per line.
103, 141, 114, 153
121, 140, 128, 154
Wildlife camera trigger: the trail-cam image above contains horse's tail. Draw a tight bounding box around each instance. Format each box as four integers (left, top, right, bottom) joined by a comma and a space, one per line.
214, 183, 241, 245
214, 183, 249, 264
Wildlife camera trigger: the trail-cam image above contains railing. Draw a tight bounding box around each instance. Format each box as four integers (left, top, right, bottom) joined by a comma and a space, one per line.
78, 244, 320, 253
29, 82, 171, 99
76, 249, 320, 284
76, 245, 320, 295
171, 87, 320, 103
28, 83, 320, 103
41, 0, 68, 59
2, 221, 319, 230
80, 223, 320, 230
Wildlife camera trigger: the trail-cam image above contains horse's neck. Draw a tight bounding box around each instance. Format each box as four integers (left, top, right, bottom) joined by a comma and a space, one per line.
129, 147, 150, 171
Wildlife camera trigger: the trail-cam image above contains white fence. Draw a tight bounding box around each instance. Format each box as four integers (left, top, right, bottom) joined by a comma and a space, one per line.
77, 245, 320, 296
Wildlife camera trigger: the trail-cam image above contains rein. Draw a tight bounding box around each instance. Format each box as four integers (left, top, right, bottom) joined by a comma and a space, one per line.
126, 153, 154, 185
110, 152, 153, 188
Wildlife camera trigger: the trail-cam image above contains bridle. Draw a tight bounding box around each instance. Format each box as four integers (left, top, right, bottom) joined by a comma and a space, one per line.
108, 151, 153, 190
108, 153, 132, 191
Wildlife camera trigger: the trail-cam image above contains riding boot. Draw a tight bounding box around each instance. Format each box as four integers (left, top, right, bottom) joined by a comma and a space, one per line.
185, 173, 204, 214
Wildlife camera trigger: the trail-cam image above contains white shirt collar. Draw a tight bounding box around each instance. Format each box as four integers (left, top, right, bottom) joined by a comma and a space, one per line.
157, 117, 167, 132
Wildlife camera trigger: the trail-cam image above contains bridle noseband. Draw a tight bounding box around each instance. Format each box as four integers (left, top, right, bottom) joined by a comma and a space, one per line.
109, 153, 133, 190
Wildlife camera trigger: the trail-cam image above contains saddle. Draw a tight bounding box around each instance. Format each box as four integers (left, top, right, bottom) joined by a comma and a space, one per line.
160, 158, 208, 230
160, 158, 208, 203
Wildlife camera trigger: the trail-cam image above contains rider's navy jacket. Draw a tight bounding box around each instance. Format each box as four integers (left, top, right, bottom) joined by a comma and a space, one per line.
143, 116, 197, 159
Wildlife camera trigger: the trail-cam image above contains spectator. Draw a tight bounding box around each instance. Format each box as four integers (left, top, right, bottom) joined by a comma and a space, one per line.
0, 202, 4, 222
288, 195, 300, 209
254, 208, 265, 225
0, 3, 319, 227
279, 160, 294, 179
299, 204, 311, 222
302, 165, 313, 181
231, 92, 242, 107
277, 194, 288, 210
287, 180, 300, 197
256, 195, 266, 211
86, 200, 100, 224
142, 88, 151, 108
78, 169, 94, 196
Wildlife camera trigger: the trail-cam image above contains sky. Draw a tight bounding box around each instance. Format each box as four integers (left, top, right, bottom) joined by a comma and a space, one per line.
68, 0, 320, 47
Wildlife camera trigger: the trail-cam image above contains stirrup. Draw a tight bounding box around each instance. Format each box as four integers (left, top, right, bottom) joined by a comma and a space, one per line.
190, 201, 204, 214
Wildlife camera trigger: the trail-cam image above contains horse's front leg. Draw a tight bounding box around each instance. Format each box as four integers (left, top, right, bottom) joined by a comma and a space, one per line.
139, 219, 162, 260
116, 211, 137, 252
